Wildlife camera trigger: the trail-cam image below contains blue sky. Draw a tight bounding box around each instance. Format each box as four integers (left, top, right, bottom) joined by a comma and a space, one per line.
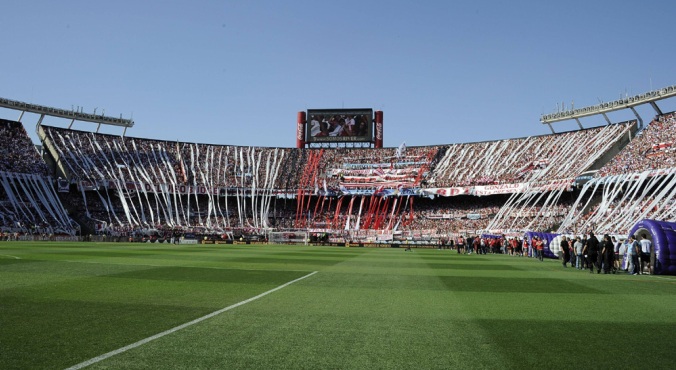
1, 0, 674, 147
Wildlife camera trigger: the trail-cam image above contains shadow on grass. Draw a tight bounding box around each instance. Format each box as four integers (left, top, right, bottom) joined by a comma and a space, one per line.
0, 295, 212, 370
474, 318, 676, 369
0, 258, 30, 266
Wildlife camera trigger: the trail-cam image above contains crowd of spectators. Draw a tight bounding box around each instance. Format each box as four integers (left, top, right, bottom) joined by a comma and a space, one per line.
0, 119, 48, 175
318, 146, 437, 191
0, 120, 77, 234
406, 196, 501, 234
0, 176, 75, 235
597, 113, 676, 176
429, 122, 632, 187
45, 122, 632, 196
44, 126, 307, 191
36, 117, 673, 237
44, 126, 185, 185
59, 186, 300, 236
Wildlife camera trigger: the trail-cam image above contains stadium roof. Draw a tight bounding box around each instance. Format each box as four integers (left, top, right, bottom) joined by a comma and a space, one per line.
540, 84, 676, 130
0, 96, 133, 129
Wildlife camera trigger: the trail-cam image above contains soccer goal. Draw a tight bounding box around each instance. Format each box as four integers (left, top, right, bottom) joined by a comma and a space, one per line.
268, 231, 309, 245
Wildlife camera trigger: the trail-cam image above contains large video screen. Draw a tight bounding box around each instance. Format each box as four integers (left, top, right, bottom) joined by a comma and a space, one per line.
306, 108, 373, 143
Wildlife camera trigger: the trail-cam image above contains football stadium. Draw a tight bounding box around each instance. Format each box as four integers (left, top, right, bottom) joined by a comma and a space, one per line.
2, 2, 676, 369
2, 86, 676, 369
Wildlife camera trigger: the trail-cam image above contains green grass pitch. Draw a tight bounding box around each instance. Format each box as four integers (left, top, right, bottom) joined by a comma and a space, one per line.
1, 242, 675, 369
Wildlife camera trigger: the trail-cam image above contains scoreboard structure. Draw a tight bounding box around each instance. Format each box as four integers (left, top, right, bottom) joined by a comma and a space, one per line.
296, 108, 383, 148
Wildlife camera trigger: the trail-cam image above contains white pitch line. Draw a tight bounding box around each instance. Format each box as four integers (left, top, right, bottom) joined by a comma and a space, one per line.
0, 254, 21, 259
64, 270, 318, 370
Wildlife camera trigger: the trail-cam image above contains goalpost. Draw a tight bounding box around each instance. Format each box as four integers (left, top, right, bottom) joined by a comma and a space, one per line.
268, 231, 309, 245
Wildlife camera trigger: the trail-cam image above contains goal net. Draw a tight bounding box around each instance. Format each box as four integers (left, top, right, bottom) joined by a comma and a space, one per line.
268, 231, 308, 245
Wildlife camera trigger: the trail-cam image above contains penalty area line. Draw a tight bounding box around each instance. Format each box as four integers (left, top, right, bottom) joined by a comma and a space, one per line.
64, 270, 318, 370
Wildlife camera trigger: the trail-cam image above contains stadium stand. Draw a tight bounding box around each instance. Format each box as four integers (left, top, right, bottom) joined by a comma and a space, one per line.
32, 118, 637, 239
597, 113, 676, 177
0, 119, 48, 175
0, 104, 671, 242
0, 120, 76, 235
430, 122, 633, 187
556, 112, 676, 235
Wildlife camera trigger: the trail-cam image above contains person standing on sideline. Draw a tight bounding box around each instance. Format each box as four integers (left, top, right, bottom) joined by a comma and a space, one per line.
584, 232, 600, 273
569, 237, 577, 268
523, 238, 531, 258
596, 235, 605, 273
639, 234, 653, 274
601, 234, 614, 274
612, 236, 621, 273
457, 235, 465, 254
561, 236, 570, 268
535, 236, 544, 261
574, 236, 584, 270
626, 235, 639, 275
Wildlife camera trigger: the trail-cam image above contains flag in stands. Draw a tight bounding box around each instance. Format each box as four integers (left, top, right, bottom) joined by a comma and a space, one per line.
396, 142, 406, 158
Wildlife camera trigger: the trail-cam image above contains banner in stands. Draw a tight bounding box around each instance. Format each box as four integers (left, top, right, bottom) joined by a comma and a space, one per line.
423, 179, 574, 197
423, 187, 470, 197
96, 181, 221, 195
339, 187, 420, 196
423, 213, 484, 220
574, 175, 594, 187
331, 167, 420, 177
78, 180, 304, 198
425, 213, 474, 220
87, 180, 274, 196
472, 183, 526, 196
339, 181, 410, 189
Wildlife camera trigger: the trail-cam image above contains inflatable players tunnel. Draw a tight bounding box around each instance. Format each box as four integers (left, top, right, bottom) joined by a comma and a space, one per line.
627, 219, 676, 275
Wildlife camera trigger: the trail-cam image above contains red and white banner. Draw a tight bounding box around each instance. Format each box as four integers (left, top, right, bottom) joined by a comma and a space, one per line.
423, 187, 470, 197
472, 183, 528, 196
331, 167, 420, 177
339, 181, 410, 189
423, 178, 574, 197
